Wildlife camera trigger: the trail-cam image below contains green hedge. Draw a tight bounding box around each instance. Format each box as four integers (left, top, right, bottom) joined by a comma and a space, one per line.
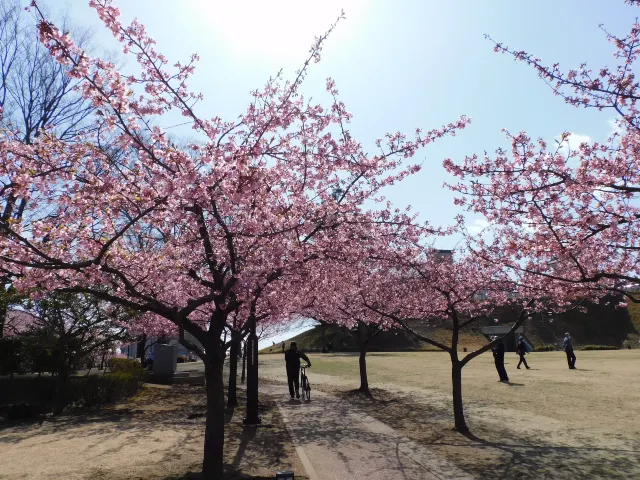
71, 372, 142, 408
0, 371, 143, 418
534, 345, 557, 352
110, 358, 144, 378
0, 376, 56, 405
580, 345, 619, 351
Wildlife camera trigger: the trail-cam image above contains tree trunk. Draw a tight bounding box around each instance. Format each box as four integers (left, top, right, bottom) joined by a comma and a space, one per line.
53, 366, 70, 414
0, 288, 8, 340
139, 333, 147, 365
358, 343, 370, 395
202, 356, 226, 480
451, 358, 468, 434
244, 320, 261, 425
240, 340, 247, 384
227, 331, 240, 408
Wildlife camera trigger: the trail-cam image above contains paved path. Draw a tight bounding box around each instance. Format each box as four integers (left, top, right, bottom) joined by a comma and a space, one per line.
260, 383, 475, 480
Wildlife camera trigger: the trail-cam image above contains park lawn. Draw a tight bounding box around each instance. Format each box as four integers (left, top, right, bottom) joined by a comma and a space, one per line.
259, 350, 640, 479
0, 383, 306, 480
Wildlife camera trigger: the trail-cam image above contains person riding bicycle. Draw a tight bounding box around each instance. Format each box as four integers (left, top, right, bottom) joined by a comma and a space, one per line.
284, 342, 311, 399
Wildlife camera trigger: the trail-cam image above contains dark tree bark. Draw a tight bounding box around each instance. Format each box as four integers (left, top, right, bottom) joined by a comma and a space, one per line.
0, 293, 8, 340
451, 355, 468, 434
240, 340, 247, 384
53, 360, 71, 414
139, 333, 147, 364
202, 352, 226, 480
358, 342, 370, 395
244, 319, 261, 425
321, 321, 327, 350
227, 330, 240, 408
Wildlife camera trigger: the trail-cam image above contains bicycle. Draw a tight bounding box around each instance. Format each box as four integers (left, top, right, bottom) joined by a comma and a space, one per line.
300, 365, 311, 401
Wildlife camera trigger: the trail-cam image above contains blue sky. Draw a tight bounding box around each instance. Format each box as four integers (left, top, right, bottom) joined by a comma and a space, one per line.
41, 0, 634, 345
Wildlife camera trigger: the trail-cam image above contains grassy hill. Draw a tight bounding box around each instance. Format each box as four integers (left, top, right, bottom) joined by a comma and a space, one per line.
262, 300, 639, 353
261, 320, 491, 354
625, 301, 640, 348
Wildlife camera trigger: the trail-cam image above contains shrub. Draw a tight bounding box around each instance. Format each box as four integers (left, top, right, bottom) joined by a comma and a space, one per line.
70, 372, 142, 409
110, 358, 144, 378
3, 403, 44, 421
580, 345, 619, 351
0, 338, 26, 376
0, 371, 143, 417
0, 376, 56, 406
534, 345, 557, 352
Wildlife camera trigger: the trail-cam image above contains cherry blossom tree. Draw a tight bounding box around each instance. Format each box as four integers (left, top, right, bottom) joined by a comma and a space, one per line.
22, 292, 132, 411
444, 0, 640, 305
299, 261, 388, 396
343, 235, 597, 434
364, 253, 530, 433
0, 1, 468, 476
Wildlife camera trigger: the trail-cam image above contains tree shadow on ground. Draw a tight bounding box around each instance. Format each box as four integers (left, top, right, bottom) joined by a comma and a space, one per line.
1, 385, 301, 479
163, 468, 286, 480
163, 470, 282, 480
332, 388, 640, 479
0, 385, 208, 443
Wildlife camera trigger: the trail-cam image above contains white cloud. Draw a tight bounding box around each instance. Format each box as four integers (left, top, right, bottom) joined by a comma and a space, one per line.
554, 132, 591, 157
466, 218, 490, 235
608, 118, 623, 136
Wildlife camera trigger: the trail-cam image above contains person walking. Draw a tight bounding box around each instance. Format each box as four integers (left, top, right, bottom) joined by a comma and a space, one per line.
491, 336, 509, 382
284, 342, 311, 399
516, 335, 530, 369
563, 332, 577, 369
281, 341, 285, 353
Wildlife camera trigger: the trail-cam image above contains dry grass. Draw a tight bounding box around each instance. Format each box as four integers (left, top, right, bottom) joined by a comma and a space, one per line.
0, 384, 305, 480
259, 350, 640, 479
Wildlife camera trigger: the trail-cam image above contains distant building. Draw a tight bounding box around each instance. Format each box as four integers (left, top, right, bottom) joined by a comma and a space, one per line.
481, 325, 527, 352
119, 331, 203, 360
434, 249, 454, 263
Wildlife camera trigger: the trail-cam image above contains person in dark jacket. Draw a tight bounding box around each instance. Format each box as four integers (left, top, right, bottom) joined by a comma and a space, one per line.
563, 333, 576, 369
516, 336, 530, 369
284, 342, 311, 399
281, 341, 286, 353
491, 336, 509, 382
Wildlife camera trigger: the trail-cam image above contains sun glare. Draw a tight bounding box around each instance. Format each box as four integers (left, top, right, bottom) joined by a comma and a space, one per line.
196, 0, 362, 62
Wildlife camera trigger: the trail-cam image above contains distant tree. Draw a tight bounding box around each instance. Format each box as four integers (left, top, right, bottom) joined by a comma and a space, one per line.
0, 0, 95, 336
21, 292, 132, 411
21, 327, 57, 376
0, 335, 22, 377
